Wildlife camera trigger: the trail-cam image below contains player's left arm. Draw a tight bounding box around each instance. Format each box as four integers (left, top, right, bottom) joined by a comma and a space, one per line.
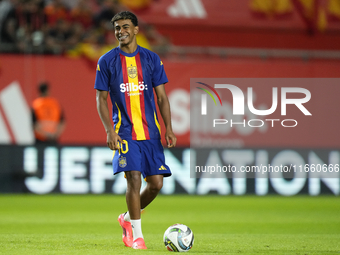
154, 84, 177, 148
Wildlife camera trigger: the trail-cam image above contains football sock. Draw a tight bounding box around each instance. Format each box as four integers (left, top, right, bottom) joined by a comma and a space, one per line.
124, 209, 144, 222
124, 212, 130, 222
130, 219, 143, 241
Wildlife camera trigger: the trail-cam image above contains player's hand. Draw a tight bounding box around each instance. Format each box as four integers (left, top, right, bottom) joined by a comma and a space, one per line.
165, 130, 177, 148
107, 131, 124, 150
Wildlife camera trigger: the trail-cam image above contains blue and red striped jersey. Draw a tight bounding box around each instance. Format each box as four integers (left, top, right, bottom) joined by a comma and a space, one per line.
94, 45, 168, 140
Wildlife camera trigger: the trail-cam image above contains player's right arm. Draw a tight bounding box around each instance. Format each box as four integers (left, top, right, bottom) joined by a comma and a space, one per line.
96, 89, 123, 150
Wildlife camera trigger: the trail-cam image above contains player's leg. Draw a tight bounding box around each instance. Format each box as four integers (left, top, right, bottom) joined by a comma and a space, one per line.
125, 170, 142, 220
125, 170, 147, 249
118, 170, 139, 248
122, 174, 163, 250
115, 140, 145, 248
123, 175, 163, 225
140, 174, 164, 209
138, 139, 171, 210
118, 170, 144, 248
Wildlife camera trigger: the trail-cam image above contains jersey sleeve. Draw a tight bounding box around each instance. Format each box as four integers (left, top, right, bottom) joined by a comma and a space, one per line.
151, 54, 168, 87
94, 56, 110, 91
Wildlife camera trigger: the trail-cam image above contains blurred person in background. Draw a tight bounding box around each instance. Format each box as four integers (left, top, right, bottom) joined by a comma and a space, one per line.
32, 82, 65, 144
0, 0, 18, 49
70, 0, 94, 29
44, 0, 70, 25
66, 0, 167, 63
16, 0, 46, 51
66, 0, 123, 62
94, 0, 122, 28
95, 11, 176, 250
1, 0, 47, 52
0, 0, 13, 40
118, 0, 153, 12
45, 18, 83, 53
1, 0, 170, 55
44, 0, 74, 53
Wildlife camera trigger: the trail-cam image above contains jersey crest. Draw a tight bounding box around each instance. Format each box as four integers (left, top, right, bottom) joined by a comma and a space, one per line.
118, 156, 127, 168
127, 65, 137, 79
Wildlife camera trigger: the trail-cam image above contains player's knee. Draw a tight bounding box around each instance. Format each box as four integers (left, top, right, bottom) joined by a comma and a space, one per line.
149, 180, 163, 193
125, 171, 141, 190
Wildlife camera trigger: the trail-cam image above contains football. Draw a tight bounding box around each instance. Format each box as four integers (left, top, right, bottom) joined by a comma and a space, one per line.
163, 224, 194, 252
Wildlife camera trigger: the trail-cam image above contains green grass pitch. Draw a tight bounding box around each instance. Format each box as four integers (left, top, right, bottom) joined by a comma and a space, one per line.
0, 195, 339, 255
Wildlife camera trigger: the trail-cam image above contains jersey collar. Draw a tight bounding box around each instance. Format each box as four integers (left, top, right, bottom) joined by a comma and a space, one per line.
119, 45, 140, 57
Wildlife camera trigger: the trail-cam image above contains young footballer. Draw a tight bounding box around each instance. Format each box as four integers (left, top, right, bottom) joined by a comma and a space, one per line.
94, 11, 176, 250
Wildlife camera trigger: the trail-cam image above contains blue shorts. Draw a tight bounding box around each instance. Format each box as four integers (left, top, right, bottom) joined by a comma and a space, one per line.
112, 139, 171, 178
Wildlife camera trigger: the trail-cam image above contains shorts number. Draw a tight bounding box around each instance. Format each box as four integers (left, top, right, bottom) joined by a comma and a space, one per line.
119, 140, 129, 154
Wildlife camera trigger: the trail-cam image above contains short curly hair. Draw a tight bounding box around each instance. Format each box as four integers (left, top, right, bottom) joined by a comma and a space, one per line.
111, 11, 138, 27
38, 82, 49, 94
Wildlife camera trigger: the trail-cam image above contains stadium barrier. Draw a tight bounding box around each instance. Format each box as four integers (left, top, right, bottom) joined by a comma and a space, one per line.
0, 145, 338, 195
